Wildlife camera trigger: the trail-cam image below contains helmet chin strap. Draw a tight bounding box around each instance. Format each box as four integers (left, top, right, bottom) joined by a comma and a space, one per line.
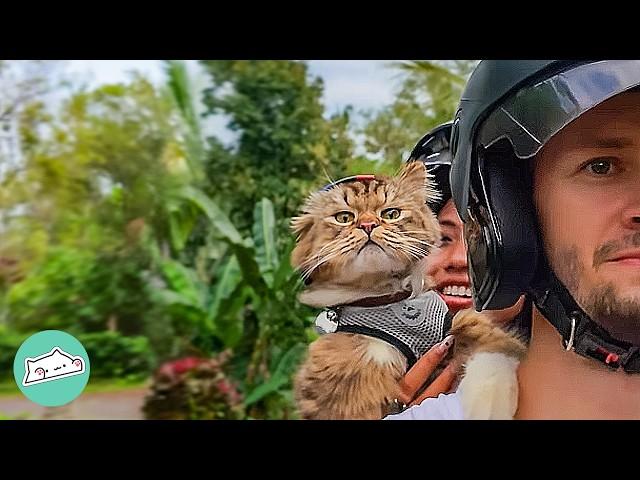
529, 268, 640, 374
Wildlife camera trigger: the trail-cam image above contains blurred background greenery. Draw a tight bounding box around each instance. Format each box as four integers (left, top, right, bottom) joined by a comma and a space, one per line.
0, 60, 476, 419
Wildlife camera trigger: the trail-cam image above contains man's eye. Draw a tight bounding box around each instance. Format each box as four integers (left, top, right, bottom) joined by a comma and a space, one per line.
584, 158, 616, 175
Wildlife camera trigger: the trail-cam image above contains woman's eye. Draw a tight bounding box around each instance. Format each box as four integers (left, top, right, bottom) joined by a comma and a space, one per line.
334, 211, 355, 223
381, 208, 401, 220
441, 235, 452, 245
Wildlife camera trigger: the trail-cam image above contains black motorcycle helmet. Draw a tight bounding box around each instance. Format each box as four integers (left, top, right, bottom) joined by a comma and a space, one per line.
450, 60, 640, 373
407, 121, 453, 215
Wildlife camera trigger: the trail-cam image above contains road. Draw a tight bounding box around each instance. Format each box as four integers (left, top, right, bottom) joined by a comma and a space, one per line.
0, 388, 148, 420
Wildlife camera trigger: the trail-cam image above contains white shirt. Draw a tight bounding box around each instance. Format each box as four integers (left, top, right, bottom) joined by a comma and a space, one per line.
384, 391, 464, 420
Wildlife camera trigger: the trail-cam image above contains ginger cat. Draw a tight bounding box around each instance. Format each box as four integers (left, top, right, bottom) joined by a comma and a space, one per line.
291, 162, 525, 420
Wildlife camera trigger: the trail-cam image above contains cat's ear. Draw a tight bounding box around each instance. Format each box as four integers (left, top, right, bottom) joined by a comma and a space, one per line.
398, 161, 439, 204
399, 161, 427, 189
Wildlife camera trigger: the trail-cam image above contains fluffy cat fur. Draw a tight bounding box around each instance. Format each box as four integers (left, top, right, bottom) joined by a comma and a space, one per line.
291, 162, 526, 420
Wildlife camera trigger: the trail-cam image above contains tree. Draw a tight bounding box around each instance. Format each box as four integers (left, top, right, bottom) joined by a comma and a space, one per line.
199, 60, 355, 236
1, 76, 187, 257
0, 61, 60, 155
360, 60, 478, 170
2, 75, 189, 339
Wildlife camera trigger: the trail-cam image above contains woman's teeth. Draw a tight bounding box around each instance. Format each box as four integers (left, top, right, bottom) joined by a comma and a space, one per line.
441, 285, 472, 297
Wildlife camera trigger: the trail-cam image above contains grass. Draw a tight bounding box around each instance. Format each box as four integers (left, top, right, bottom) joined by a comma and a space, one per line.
0, 377, 149, 397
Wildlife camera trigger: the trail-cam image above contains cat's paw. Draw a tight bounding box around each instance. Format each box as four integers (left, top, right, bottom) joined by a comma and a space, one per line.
457, 352, 519, 420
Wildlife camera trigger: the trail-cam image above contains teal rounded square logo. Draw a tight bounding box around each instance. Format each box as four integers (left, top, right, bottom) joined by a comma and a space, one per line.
13, 330, 90, 407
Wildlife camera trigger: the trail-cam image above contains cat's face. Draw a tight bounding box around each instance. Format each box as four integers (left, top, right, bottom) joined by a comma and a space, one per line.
291, 162, 441, 288
23, 347, 85, 386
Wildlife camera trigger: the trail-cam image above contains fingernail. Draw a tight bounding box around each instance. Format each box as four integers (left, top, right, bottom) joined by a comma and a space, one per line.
437, 335, 455, 353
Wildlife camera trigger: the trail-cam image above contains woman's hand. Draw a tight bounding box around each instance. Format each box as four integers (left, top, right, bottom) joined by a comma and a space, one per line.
396, 334, 456, 408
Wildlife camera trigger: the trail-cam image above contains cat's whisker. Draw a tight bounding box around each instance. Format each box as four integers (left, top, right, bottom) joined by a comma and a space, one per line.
387, 241, 428, 259
301, 251, 343, 281
313, 239, 344, 255
320, 165, 336, 186
301, 248, 342, 273
403, 237, 438, 249
402, 246, 424, 254
398, 250, 413, 262
401, 234, 436, 242
300, 238, 348, 268
300, 240, 353, 277
402, 241, 432, 253
379, 235, 429, 260
392, 246, 422, 261
380, 232, 422, 246
401, 244, 426, 256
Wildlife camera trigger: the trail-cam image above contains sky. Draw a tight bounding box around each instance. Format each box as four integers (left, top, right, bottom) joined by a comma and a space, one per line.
64, 60, 405, 147
0, 60, 409, 174
65, 60, 403, 113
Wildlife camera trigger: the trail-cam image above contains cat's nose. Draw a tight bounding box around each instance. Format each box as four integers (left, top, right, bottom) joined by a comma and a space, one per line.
359, 222, 378, 234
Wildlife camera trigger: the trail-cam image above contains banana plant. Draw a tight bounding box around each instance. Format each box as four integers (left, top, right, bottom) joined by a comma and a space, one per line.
154, 60, 313, 417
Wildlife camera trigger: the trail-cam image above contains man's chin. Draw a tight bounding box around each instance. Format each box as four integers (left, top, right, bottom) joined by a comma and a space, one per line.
596, 269, 640, 290
583, 286, 640, 345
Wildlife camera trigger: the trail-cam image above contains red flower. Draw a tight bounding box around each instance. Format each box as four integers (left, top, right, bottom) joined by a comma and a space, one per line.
158, 356, 205, 377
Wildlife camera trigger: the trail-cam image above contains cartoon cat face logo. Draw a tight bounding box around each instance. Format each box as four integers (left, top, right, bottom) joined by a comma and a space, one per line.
22, 347, 85, 387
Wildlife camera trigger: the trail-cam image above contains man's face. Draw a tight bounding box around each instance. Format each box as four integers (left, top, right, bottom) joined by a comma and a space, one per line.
534, 91, 640, 343
426, 199, 473, 312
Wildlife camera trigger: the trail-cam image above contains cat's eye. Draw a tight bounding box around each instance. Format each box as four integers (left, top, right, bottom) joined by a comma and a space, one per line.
335, 211, 355, 224
381, 208, 401, 220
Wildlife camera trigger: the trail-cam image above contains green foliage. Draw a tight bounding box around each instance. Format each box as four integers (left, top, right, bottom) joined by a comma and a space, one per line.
163, 60, 205, 182
150, 191, 314, 417
77, 331, 154, 380
243, 343, 306, 407
360, 60, 478, 170
1, 75, 190, 278
200, 60, 355, 235
5, 247, 93, 332
6, 246, 158, 336
0, 59, 474, 419
0, 325, 152, 384
0, 327, 32, 380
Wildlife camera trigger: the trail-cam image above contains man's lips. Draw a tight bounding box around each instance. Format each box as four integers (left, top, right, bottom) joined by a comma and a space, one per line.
604, 249, 640, 266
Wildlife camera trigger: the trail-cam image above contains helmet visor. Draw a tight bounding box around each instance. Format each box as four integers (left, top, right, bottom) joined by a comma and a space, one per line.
477, 60, 640, 159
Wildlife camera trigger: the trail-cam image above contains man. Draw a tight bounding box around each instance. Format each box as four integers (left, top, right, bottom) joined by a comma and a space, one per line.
390, 60, 640, 419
